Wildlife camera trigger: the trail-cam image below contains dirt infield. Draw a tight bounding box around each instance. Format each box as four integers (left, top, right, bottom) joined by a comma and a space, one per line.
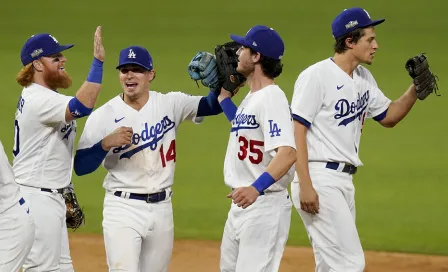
69, 233, 448, 272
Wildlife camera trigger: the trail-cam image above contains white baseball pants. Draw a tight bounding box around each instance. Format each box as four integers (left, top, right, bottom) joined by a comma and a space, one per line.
220, 189, 292, 272
291, 162, 365, 272
19, 185, 74, 272
102, 190, 174, 272
0, 196, 34, 272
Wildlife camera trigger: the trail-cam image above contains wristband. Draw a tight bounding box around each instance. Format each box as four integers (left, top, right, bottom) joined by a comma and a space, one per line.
87, 57, 103, 84
219, 97, 237, 121
251, 172, 276, 195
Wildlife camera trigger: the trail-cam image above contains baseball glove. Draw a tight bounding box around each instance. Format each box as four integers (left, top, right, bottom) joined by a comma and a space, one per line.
187, 42, 246, 96
187, 52, 220, 91
405, 53, 440, 100
214, 41, 246, 95
62, 185, 85, 231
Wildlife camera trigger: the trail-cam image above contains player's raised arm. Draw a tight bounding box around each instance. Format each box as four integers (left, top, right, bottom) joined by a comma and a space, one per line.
378, 54, 439, 128
65, 26, 105, 122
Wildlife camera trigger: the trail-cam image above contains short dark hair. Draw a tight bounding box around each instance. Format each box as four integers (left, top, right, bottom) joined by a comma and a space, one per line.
333, 28, 365, 54
249, 48, 283, 79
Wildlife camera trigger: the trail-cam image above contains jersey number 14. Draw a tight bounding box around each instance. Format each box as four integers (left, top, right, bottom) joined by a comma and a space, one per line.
159, 139, 176, 167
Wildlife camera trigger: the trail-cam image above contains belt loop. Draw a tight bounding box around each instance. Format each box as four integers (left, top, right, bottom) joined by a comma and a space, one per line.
166, 188, 173, 198
337, 163, 345, 172
120, 192, 130, 199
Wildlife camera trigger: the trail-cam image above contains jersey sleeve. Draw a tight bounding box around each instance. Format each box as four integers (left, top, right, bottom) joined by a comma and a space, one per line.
364, 71, 392, 121
166, 92, 203, 125
33, 91, 72, 125
259, 88, 296, 153
77, 107, 106, 150
290, 69, 324, 128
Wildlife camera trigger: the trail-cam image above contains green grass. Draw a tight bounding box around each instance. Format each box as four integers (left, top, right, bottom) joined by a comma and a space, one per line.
1, 0, 447, 255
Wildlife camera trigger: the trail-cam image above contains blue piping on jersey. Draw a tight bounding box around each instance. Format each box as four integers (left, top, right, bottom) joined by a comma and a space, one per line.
373, 108, 388, 122
219, 97, 238, 122
197, 91, 223, 117
292, 114, 311, 128
74, 140, 108, 176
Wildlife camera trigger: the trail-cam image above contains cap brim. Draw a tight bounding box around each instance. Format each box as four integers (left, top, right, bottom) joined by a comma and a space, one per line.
368, 18, 385, 27
42, 44, 74, 58
116, 62, 152, 70
230, 34, 250, 47
59, 44, 74, 52
53, 44, 74, 54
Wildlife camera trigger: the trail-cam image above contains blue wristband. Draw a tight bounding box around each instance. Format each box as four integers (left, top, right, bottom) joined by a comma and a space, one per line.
251, 172, 276, 195
87, 57, 103, 84
219, 97, 238, 122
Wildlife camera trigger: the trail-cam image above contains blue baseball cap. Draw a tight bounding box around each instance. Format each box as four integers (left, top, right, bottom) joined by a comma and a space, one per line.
20, 33, 74, 66
332, 7, 385, 39
116, 46, 153, 71
230, 25, 284, 60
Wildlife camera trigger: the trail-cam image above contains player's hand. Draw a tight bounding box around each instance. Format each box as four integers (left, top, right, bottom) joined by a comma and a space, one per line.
227, 186, 260, 209
222, 81, 246, 96
218, 83, 245, 102
217, 87, 233, 102
101, 126, 133, 151
94, 26, 105, 62
299, 181, 319, 215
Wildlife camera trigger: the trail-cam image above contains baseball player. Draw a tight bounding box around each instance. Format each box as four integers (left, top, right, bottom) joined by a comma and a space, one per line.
12, 26, 105, 271
216, 25, 296, 272
73, 45, 224, 272
0, 140, 34, 272
290, 7, 438, 272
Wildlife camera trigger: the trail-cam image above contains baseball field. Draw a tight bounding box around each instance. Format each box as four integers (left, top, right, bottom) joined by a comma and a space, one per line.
1, 0, 447, 271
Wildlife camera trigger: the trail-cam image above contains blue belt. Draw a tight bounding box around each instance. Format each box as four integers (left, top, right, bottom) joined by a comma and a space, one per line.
326, 162, 357, 175
114, 190, 169, 203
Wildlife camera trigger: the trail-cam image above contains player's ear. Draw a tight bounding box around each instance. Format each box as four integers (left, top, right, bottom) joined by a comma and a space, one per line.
148, 69, 156, 82
345, 37, 355, 49
32, 59, 44, 72
252, 52, 261, 63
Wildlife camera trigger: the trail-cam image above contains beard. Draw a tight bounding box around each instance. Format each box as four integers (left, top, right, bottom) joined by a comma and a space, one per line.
236, 60, 254, 78
43, 67, 72, 90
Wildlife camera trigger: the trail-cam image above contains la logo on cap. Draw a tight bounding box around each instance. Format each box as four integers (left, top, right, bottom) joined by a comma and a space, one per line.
128, 49, 136, 59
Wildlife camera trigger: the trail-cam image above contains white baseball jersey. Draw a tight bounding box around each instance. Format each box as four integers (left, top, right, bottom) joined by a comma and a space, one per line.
291, 58, 391, 167
77, 91, 203, 194
0, 140, 21, 214
224, 85, 296, 191
12, 83, 76, 189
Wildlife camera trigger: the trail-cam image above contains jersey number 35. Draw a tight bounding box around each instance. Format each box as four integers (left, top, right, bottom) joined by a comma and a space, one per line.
237, 136, 264, 164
